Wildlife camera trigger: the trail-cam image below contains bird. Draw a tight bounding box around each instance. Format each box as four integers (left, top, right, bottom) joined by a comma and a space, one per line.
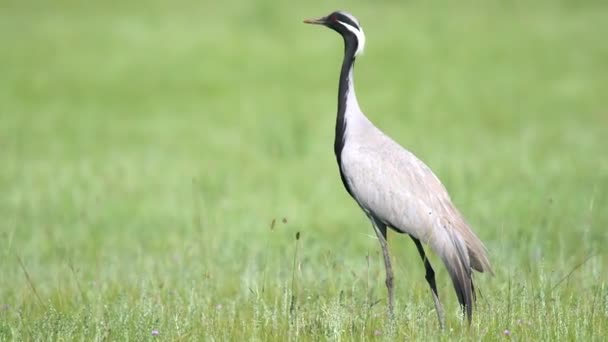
303, 11, 493, 328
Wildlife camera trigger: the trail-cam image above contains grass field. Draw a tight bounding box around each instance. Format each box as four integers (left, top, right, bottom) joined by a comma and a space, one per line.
1, 0, 607, 340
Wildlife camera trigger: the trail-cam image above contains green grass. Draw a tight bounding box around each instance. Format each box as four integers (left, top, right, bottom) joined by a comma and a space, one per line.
1, 0, 607, 340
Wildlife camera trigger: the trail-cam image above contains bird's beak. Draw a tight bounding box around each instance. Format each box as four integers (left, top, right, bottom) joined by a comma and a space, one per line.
303, 16, 327, 25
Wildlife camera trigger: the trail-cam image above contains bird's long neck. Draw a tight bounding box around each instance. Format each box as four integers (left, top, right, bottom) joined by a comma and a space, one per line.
334, 38, 362, 163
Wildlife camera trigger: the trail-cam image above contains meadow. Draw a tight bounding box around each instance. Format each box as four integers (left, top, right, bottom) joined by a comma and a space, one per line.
1, 0, 607, 340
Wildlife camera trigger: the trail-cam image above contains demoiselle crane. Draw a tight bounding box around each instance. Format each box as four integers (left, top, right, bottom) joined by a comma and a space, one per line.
303, 11, 493, 327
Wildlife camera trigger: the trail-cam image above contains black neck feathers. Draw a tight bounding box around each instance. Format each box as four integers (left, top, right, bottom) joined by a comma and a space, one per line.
334, 35, 359, 196
334, 35, 358, 163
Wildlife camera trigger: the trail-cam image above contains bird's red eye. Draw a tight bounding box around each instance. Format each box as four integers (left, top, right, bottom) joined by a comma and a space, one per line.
331, 14, 337, 21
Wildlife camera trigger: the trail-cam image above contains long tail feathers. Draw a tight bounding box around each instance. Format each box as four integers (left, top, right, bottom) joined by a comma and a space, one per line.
439, 229, 476, 322
438, 204, 493, 321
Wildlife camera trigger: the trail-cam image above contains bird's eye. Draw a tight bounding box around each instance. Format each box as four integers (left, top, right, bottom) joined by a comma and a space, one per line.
331, 14, 338, 21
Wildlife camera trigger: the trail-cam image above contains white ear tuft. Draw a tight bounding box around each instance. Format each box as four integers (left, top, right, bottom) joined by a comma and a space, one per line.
337, 21, 366, 56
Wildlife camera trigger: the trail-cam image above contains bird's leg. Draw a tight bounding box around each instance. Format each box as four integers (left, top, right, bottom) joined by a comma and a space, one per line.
370, 218, 394, 319
411, 236, 445, 329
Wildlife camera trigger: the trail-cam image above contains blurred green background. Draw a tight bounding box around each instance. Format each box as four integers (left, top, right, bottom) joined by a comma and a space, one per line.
1, 0, 607, 340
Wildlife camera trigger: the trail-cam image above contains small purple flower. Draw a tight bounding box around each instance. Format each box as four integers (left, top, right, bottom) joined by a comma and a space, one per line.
503, 329, 511, 337
151, 330, 160, 337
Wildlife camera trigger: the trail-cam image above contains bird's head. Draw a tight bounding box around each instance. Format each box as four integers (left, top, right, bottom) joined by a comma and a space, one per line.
304, 10, 366, 57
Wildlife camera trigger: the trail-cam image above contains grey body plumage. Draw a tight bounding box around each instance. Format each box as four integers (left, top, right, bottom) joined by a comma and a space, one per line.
304, 11, 492, 327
